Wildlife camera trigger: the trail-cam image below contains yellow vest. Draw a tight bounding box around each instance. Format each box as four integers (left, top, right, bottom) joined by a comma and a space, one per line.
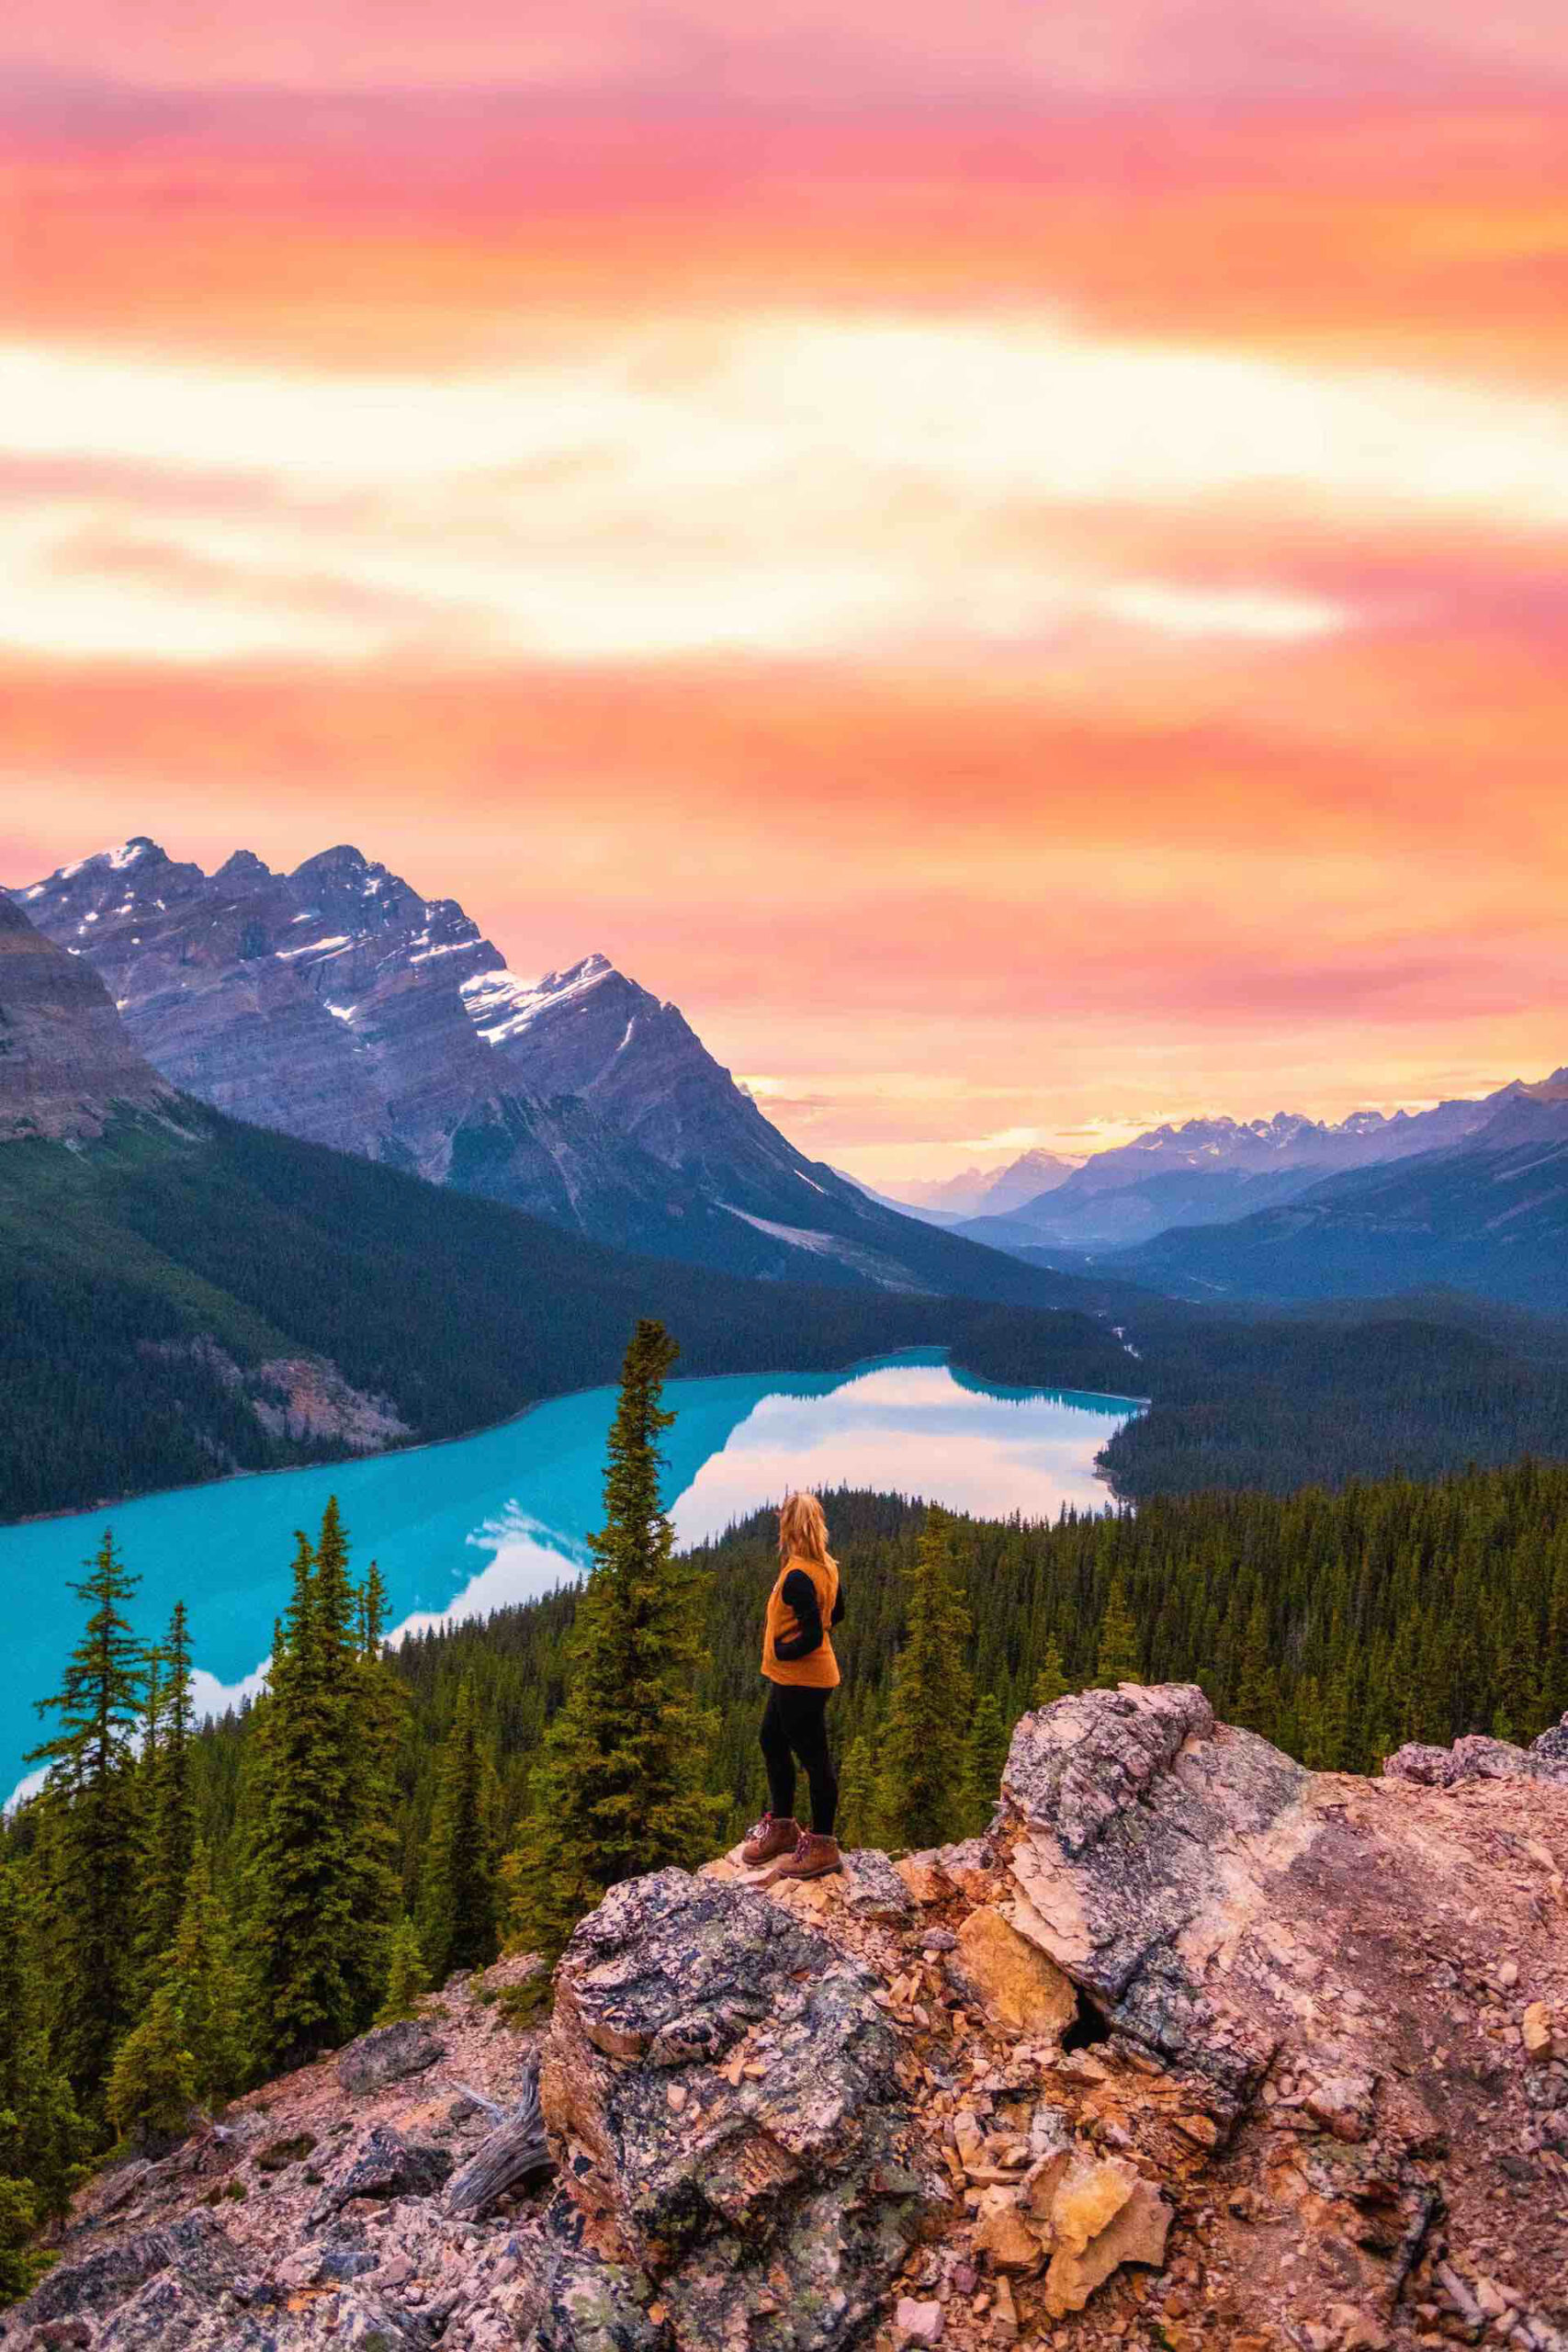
761, 1553, 840, 1688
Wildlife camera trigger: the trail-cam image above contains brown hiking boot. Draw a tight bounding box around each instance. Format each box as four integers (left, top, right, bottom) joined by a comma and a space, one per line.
763, 1831, 842, 1883
739, 1811, 800, 1868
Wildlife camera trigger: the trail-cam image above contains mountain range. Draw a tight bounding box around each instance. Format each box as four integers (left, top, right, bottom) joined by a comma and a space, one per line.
873, 1148, 1077, 1223
950, 1094, 1544, 1253
1117, 1079, 1568, 1313
9, 839, 1066, 1305
0, 889, 1134, 1520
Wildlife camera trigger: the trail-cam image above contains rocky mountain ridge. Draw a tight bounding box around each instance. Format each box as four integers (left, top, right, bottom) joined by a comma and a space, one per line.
6, 842, 1068, 1303
955, 1092, 1544, 1256
0, 893, 175, 1145
8, 1685, 1566, 2352
879, 1152, 1079, 1224
1118, 1088, 1568, 1315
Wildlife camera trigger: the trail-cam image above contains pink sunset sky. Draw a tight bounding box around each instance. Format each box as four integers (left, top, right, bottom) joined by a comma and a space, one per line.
4, 1, 1567, 1181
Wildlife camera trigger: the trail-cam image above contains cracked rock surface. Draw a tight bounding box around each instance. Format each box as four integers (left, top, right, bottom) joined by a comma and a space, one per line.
6, 1692, 1567, 2352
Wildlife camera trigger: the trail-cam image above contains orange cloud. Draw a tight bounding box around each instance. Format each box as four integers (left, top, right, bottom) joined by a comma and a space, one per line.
4, 17, 1567, 1170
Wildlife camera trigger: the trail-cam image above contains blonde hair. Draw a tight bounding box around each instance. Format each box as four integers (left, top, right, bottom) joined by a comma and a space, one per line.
778, 1491, 835, 1568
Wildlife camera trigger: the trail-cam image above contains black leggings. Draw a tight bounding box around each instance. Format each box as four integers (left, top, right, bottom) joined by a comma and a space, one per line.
760, 1683, 838, 1836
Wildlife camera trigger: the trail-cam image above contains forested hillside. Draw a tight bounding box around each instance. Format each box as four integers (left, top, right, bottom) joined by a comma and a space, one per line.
0, 1108, 1136, 1521
1098, 1290, 1568, 1495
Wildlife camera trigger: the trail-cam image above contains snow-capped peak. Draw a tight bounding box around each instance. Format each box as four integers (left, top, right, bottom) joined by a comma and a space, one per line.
460, 953, 618, 1046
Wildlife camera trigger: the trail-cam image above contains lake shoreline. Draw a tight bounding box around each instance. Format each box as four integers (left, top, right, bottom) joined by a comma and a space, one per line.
4, 1342, 1149, 1533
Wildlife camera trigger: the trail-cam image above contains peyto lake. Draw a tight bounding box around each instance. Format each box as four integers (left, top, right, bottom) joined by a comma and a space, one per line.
2, 1351, 1142, 1801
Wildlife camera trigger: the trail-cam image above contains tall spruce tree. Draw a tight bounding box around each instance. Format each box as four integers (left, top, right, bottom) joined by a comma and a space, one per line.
26, 1532, 147, 2105
504, 1322, 719, 1963
376, 1917, 429, 2026
0, 1863, 86, 2230
835, 1733, 877, 1849
964, 1690, 1010, 1832
1032, 1636, 1071, 1710
874, 1508, 975, 1851
135, 1600, 197, 1991
419, 1675, 498, 1980
1092, 1576, 1142, 1689
244, 1512, 394, 2069
164, 1844, 249, 2107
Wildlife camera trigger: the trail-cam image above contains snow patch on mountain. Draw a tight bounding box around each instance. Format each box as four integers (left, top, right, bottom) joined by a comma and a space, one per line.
460, 954, 615, 1046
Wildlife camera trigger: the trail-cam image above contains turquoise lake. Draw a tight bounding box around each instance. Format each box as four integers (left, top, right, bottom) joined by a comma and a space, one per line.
2, 1350, 1141, 1803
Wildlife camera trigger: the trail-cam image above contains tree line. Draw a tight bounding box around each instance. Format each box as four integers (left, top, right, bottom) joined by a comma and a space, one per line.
6, 1317, 1566, 2301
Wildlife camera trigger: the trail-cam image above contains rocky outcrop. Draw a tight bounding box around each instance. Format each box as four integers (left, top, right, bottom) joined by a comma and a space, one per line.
0, 894, 174, 1144
334, 2021, 445, 2098
8, 1693, 1567, 2352
1384, 1717, 1568, 1790
533, 1868, 931, 2349
991, 1682, 1568, 2350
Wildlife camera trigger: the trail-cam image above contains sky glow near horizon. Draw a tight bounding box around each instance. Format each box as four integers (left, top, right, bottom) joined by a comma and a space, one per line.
5, 3, 1567, 1177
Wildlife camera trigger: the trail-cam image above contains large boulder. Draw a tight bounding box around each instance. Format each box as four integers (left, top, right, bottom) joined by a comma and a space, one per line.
991, 1684, 1568, 2345
18, 2211, 240, 2324
534, 1868, 931, 2349
306, 2122, 455, 2225
334, 2018, 445, 2097
1386, 1719, 1568, 1789
1000, 1682, 1308, 2105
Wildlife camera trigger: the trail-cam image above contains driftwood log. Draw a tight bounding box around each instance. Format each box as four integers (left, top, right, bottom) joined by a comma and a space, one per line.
444, 2066, 553, 2219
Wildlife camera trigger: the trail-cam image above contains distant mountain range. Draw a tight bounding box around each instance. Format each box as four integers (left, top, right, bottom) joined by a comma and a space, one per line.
0, 892, 1134, 1520
1116, 1080, 1568, 1314
950, 1095, 1538, 1253
9, 839, 1065, 1306
874, 1148, 1077, 1223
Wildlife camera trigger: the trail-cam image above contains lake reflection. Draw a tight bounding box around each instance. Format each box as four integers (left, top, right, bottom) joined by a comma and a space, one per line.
2, 1350, 1141, 1801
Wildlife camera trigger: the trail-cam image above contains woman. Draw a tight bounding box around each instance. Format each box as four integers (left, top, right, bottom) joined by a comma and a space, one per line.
741, 1490, 845, 1882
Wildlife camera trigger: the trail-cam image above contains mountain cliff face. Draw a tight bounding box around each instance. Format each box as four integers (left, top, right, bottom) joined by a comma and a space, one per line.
0, 891, 174, 1144
8, 842, 1057, 1301
10, 1686, 1566, 2351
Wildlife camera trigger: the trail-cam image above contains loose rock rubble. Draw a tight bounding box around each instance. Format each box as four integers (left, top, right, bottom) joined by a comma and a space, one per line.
6, 1695, 1568, 2352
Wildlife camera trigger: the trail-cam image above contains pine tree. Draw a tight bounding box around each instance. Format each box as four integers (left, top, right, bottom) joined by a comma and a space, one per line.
1232, 1596, 1277, 1736
164, 1845, 249, 2108
965, 1691, 1010, 1830
136, 1600, 197, 1992
835, 1733, 877, 1849
0, 2176, 51, 2309
341, 1537, 404, 2021
1544, 1540, 1568, 1720
0, 1863, 85, 2227
376, 1917, 430, 2026
1305, 1668, 1351, 1772
243, 1522, 363, 2069
26, 1531, 148, 2104
105, 1982, 195, 2148
1032, 1637, 1071, 1710
874, 1508, 975, 1851
504, 1323, 720, 1963
419, 1676, 498, 1982
1092, 1577, 1141, 1689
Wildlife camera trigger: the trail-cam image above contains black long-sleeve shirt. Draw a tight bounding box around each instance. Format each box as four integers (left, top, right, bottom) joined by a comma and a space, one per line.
771, 1569, 846, 1662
